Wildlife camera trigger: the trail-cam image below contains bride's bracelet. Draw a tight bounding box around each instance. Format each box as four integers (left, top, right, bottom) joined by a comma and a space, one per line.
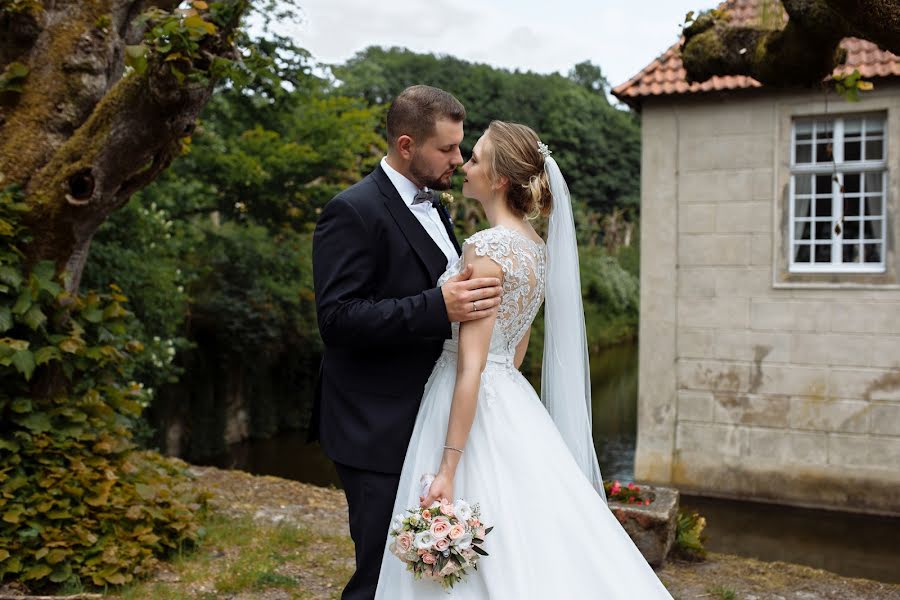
443, 445, 464, 454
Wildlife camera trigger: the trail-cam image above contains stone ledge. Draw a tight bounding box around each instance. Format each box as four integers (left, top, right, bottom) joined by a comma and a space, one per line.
608, 485, 679, 567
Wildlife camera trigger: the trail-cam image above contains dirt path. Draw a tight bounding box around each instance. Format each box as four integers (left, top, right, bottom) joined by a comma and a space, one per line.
96, 466, 900, 599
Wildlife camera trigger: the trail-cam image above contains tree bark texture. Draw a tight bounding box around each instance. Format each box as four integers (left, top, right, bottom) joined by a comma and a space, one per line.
681, 0, 900, 86
0, 0, 245, 291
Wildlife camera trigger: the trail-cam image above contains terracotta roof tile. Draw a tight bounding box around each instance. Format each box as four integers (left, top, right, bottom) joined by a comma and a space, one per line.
612, 0, 900, 105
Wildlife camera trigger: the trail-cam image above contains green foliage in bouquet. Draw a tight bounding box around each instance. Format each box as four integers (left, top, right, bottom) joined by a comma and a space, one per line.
673, 510, 708, 561
0, 185, 207, 589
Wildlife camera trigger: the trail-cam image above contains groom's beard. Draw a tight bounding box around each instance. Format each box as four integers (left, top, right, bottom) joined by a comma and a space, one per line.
409, 155, 453, 190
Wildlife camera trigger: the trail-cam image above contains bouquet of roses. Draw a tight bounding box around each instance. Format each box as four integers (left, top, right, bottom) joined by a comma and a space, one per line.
388, 474, 492, 589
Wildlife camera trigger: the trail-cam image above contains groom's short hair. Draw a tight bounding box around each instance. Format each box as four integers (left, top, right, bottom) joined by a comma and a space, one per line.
386, 85, 465, 148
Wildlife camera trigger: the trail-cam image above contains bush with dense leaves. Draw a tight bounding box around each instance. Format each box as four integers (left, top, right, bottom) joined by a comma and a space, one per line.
0, 186, 207, 589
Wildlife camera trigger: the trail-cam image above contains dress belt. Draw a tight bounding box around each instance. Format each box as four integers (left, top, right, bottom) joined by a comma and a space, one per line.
442, 339, 514, 366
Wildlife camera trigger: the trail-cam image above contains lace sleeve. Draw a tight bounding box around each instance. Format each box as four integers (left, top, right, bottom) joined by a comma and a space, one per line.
462, 228, 515, 276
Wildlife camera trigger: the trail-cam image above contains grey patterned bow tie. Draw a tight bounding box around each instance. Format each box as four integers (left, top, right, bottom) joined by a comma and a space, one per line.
412, 188, 439, 208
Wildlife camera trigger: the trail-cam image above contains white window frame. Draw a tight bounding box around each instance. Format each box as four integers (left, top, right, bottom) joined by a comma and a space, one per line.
788, 114, 888, 274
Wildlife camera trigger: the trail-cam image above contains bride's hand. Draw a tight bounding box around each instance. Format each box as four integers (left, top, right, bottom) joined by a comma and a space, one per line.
420, 471, 454, 508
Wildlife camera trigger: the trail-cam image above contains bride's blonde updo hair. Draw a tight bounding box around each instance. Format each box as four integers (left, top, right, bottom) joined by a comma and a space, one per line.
483, 120, 552, 219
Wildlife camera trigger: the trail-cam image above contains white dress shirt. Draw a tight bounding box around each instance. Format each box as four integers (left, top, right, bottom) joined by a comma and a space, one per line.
380, 157, 458, 269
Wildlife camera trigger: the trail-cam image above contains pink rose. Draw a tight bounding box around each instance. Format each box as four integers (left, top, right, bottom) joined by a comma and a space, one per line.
448, 523, 466, 540
421, 509, 432, 520
396, 531, 414, 554
430, 517, 451, 539
440, 498, 455, 517
439, 561, 460, 577
441, 498, 455, 517
434, 537, 450, 552
422, 551, 437, 565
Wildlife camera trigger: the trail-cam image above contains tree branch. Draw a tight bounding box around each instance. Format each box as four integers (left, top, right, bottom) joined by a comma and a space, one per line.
680, 0, 899, 87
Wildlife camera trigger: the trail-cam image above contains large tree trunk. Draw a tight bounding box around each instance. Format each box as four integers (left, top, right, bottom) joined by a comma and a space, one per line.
681, 0, 900, 86
0, 0, 246, 291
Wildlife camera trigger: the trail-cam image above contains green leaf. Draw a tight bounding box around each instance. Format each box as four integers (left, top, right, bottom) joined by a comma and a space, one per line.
0, 439, 20, 452
11, 289, 31, 315
125, 44, 149, 75
11, 349, 35, 380
34, 346, 61, 365
49, 561, 73, 582
18, 411, 51, 432
0, 265, 22, 287
10, 398, 31, 413
23, 304, 46, 330
0, 549, 8, 561
0, 306, 12, 333
81, 305, 103, 323
22, 563, 53, 581
31, 260, 55, 284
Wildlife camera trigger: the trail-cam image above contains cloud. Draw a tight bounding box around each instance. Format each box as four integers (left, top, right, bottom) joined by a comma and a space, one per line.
266, 0, 698, 86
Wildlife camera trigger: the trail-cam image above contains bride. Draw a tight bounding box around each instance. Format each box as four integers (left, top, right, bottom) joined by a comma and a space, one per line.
374, 121, 673, 598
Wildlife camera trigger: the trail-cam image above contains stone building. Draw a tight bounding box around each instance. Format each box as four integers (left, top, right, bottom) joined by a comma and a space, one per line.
612, 0, 900, 515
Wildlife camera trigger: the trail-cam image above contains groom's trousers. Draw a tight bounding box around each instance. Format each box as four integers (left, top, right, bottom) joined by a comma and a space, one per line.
334, 462, 401, 600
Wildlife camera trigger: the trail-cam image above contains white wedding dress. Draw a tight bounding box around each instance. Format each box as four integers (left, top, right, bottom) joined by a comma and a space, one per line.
374, 225, 672, 599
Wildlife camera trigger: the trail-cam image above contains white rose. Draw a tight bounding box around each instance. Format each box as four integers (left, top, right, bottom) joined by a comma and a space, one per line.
452, 532, 473, 550
455, 500, 473, 522
414, 530, 435, 550
390, 514, 405, 534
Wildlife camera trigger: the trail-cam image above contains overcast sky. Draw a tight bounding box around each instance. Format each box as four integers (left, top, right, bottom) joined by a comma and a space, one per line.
268, 0, 708, 89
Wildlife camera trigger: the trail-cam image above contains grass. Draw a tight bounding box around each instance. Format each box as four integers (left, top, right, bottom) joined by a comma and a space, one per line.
108, 512, 354, 599
707, 584, 739, 600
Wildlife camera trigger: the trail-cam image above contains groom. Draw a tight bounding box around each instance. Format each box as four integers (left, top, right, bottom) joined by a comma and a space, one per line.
311, 85, 502, 599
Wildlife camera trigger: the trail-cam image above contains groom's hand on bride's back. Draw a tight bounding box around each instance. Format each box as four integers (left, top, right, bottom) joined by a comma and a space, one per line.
442, 264, 502, 323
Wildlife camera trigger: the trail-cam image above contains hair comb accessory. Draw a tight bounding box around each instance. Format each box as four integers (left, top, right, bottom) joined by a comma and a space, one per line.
537, 140, 552, 158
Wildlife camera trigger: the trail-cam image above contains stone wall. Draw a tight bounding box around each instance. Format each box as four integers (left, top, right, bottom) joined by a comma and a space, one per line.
636, 83, 900, 515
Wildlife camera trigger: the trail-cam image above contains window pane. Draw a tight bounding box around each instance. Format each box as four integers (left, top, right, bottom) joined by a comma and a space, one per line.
814, 200, 832, 217
865, 117, 884, 136
794, 174, 812, 195
794, 244, 811, 263
844, 140, 862, 161
842, 243, 860, 263
843, 173, 860, 194
795, 144, 812, 163
843, 220, 860, 240
865, 139, 884, 160
795, 121, 813, 141
815, 221, 833, 239
816, 141, 833, 162
844, 118, 862, 136
864, 243, 882, 263
815, 121, 832, 136
865, 197, 882, 216
843, 197, 860, 217
865, 172, 883, 193
816, 174, 833, 195
795, 197, 812, 218
794, 221, 811, 240
814, 244, 832, 262
864, 220, 882, 240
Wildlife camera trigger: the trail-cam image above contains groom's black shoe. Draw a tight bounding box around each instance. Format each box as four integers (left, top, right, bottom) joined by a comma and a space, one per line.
335, 462, 402, 600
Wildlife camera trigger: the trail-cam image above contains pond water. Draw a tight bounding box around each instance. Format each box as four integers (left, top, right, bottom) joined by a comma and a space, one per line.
211, 343, 900, 584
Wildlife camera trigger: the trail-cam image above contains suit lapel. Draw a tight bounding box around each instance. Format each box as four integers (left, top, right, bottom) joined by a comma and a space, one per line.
373, 166, 447, 284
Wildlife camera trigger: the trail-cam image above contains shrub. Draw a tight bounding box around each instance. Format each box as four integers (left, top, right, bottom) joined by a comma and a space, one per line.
0, 185, 206, 589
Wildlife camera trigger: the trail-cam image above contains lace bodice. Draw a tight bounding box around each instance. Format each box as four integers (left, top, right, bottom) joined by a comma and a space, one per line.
437, 225, 546, 357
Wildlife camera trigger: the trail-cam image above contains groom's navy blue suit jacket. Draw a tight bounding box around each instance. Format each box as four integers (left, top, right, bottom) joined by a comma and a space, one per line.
311, 165, 461, 474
